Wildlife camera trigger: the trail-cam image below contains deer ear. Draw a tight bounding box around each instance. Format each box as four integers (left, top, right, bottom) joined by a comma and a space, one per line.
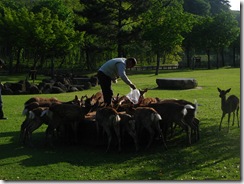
75, 95, 78, 100
226, 88, 231, 93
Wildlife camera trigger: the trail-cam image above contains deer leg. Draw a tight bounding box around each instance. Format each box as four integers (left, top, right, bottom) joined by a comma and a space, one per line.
146, 126, 154, 150
180, 121, 191, 145
71, 121, 79, 144
45, 125, 55, 147
155, 121, 167, 150
24, 120, 35, 146
24, 119, 38, 145
26, 131, 34, 148
160, 120, 169, 142
219, 113, 226, 131
135, 121, 142, 148
186, 125, 191, 145
127, 129, 139, 152
113, 123, 121, 152
96, 121, 101, 143
227, 113, 231, 133
232, 111, 235, 126
102, 125, 112, 152
19, 119, 30, 144
236, 108, 239, 127
26, 120, 42, 147
190, 122, 197, 143
170, 122, 174, 138
194, 118, 200, 141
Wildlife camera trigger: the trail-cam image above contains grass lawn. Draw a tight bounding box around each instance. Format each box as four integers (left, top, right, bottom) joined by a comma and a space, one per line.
0, 68, 241, 181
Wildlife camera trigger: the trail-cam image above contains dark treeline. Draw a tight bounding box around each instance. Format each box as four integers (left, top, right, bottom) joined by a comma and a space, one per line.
0, 0, 240, 75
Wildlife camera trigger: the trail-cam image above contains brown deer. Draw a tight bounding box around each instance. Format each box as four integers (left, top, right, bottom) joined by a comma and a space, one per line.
127, 106, 167, 150
160, 99, 200, 142
95, 106, 121, 152
146, 102, 193, 145
137, 88, 159, 105
24, 97, 61, 107
20, 107, 50, 147
20, 96, 82, 145
217, 88, 240, 132
22, 96, 82, 115
118, 113, 138, 152
43, 103, 87, 146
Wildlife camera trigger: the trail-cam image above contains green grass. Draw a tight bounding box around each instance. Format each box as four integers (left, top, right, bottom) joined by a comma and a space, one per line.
0, 68, 240, 181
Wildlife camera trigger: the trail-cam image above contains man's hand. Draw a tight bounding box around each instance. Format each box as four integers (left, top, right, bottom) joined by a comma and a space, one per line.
129, 83, 136, 90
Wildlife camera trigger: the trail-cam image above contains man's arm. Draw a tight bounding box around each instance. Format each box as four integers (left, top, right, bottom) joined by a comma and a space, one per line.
116, 63, 136, 89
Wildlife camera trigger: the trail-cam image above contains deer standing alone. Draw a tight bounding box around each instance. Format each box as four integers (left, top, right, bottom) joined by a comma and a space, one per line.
217, 88, 239, 132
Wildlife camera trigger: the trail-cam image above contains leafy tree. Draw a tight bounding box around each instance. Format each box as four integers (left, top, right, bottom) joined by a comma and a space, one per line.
0, 0, 83, 75
30, 7, 83, 77
143, 1, 195, 75
210, 11, 239, 68
182, 0, 237, 69
183, 0, 211, 16
188, 11, 239, 69
0, 0, 240, 73
207, 0, 230, 15
76, 0, 151, 68
0, 6, 33, 73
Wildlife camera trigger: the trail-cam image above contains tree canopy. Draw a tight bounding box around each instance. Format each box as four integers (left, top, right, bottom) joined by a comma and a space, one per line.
0, 0, 240, 74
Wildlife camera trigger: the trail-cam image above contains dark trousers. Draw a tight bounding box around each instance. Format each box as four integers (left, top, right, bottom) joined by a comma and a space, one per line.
97, 71, 113, 105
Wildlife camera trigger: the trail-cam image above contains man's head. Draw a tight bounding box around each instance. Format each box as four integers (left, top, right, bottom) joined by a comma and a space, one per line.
126, 57, 137, 69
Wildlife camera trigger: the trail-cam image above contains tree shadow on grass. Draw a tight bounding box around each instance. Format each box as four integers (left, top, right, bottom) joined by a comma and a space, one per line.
0, 130, 140, 168
120, 123, 240, 180
0, 122, 240, 180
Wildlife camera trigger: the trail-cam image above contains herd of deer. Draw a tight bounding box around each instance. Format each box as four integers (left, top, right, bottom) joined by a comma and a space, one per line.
19, 87, 239, 152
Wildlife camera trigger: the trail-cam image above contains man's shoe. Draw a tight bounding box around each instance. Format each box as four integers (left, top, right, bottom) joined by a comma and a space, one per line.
0, 117, 7, 120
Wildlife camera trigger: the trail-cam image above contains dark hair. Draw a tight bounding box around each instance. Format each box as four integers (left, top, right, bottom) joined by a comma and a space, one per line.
126, 57, 137, 66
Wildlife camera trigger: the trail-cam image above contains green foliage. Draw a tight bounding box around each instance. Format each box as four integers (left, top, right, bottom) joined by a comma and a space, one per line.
183, 0, 211, 15
0, 68, 241, 180
210, 11, 240, 49
0, 0, 240, 71
143, 1, 195, 54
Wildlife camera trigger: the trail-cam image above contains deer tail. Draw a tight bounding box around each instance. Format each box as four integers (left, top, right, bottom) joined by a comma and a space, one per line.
182, 104, 195, 116
28, 111, 35, 120
22, 108, 28, 116
151, 112, 162, 122
41, 109, 52, 119
110, 114, 121, 125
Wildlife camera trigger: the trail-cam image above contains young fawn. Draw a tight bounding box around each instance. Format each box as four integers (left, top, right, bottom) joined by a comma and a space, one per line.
217, 88, 239, 132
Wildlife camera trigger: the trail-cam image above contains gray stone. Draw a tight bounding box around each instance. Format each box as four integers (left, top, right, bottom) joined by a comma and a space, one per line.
156, 78, 198, 90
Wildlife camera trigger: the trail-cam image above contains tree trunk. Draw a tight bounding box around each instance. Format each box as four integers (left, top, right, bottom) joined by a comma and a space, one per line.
117, 0, 123, 57
50, 57, 54, 79
155, 51, 160, 75
39, 54, 45, 69
185, 46, 191, 68
8, 47, 14, 74
216, 51, 219, 69
85, 49, 90, 70
221, 48, 225, 67
15, 48, 22, 73
207, 49, 211, 69
233, 46, 236, 67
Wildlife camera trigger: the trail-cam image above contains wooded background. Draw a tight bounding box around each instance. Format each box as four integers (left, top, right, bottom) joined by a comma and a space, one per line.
0, 0, 240, 75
